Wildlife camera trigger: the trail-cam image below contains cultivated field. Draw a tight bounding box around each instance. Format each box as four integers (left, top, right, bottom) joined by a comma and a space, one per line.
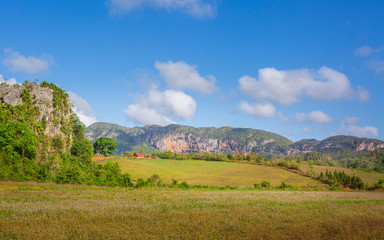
105, 157, 328, 189
0, 182, 383, 239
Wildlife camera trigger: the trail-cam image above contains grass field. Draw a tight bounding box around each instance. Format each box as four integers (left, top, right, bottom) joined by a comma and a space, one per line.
0, 181, 383, 239
105, 157, 328, 189
300, 165, 384, 185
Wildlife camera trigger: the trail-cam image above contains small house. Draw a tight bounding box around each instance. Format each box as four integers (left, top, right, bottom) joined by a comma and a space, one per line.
133, 152, 144, 158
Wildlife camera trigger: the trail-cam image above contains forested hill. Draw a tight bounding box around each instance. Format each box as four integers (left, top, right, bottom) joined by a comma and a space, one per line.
86, 122, 384, 156
85, 122, 293, 154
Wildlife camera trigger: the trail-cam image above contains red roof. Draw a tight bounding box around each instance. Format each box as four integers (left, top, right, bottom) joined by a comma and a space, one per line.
133, 152, 144, 157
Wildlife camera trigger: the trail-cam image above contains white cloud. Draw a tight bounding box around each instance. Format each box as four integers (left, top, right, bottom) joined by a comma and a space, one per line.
357, 86, 370, 101
339, 116, 379, 138
238, 101, 276, 118
296, 111, 333, 124
368, 59, 384, 74
155, 61, 216, 94
107, 0, 215, 18
344, 116, 360, 125
125, 89, 196, 126
68, 92, 98, 127
355, 44, 384, 57
302, 127, 313, 135
0, 74, 17, 85
238, 66, 369, 105
3, 50, 52, 74
355, 45, 375, 57
125, 104, 176, 126
343, 125, 379, 138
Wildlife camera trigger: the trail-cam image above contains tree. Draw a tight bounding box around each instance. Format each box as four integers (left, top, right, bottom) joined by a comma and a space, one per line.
71, 138, 94, 163
0, 122, 37, 159
140, 148, 145, 156
124, 151, 133, 158
93, 137, 117, 156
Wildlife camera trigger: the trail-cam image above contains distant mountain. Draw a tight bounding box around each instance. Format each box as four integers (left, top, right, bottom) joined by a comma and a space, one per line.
289, 136, 384, 156
86, 122, 293, 155
86, 122, 384, 157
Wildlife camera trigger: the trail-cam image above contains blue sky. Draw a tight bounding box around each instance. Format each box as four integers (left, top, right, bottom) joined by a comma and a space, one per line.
1, 0, 384, 141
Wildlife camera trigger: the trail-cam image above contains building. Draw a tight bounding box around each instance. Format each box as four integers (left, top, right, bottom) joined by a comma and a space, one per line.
132, 152, 144, 158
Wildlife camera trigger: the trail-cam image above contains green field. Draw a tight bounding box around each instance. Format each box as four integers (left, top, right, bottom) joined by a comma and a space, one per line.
300, 165, 384, 185
107, 157, 328, 189
0, 182, 383, 239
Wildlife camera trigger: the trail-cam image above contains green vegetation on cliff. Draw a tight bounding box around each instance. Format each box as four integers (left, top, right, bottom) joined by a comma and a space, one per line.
0, 81, 131, 187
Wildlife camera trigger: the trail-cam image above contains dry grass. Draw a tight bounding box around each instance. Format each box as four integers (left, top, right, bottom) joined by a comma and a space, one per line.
0, 181, 384, 239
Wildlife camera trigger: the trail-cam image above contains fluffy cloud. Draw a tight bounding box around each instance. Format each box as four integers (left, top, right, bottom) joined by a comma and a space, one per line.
0, 74, 17, 85
238, 66, 369, 105
3, 50, 52, 74
339, 116, 379, 138
238, 101, 276, 118
125, 104, 176, 126
125, 89, 196, 126
296, 111, 333, 124
68, 92, 98, 127
107, 0, 215, 18
155, 61, 216, 94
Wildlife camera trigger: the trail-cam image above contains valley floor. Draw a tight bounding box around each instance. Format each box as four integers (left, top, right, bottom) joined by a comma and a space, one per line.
104, 157, 330, 189
0, 182, 384, 239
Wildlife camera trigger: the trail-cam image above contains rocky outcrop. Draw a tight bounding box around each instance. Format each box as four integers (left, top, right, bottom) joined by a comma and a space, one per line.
356, 142, 384, 151
0, 82, 75, 154
0, 84, 71, 139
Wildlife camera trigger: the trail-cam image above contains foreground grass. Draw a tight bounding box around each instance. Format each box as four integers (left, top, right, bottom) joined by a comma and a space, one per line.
0, 182, 384, 239
106, 157, 328, 189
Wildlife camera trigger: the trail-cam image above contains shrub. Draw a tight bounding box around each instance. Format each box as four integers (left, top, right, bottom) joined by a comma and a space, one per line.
136, 178, 146, 188
179, 181, 189, 189
277, 181, 293, 190
261, 180, 271, 189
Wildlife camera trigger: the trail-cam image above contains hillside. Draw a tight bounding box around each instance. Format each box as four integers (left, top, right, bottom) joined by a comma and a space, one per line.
86, 122, 293, 154
290, 135, 384, 153
86, 122, 384, 155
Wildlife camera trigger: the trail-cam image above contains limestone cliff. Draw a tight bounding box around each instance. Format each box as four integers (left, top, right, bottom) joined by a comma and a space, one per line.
86, 122, 292, 154
0, 81, 75, 155
86, 122, 384, 157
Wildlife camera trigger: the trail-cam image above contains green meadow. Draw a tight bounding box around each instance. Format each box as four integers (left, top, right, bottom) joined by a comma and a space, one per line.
106, 157, 328, 189
0, 182, 383, 240
300, 165, 384, 185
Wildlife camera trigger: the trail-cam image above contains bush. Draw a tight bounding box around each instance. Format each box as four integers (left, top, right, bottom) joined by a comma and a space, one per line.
261, 180, 271, 189
179, 181, 189, 189
71, 138, 94, 163
136, 178, 146, 188
276, 181, 294, 190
